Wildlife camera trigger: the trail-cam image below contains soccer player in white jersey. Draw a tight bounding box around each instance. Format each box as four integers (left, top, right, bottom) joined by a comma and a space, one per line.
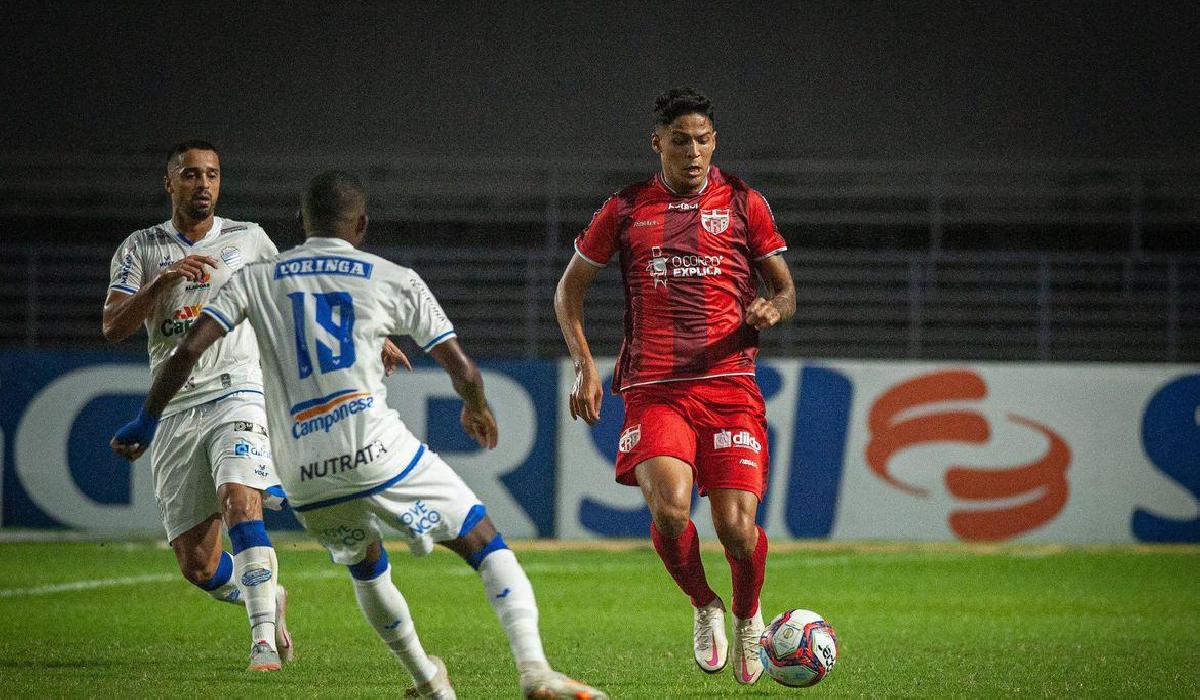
103, 140, 294, 671
111, 171, 607, 699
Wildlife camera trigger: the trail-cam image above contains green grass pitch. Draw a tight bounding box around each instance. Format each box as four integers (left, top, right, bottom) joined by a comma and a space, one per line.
1, 538, 1197, 697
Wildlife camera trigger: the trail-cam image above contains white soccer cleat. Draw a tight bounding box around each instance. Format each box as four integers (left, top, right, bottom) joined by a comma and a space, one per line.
520, 669, 609, 699
275, 584, 295, 663
731, 603, 765, 685
693, 596, 728, 673
405, 655, 456, 699
247, 640, 282, 672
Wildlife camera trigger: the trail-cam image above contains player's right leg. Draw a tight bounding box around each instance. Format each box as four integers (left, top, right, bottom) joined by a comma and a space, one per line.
634, 456, 726, 674
440, 514, 607, 700
291, 503, 448, 697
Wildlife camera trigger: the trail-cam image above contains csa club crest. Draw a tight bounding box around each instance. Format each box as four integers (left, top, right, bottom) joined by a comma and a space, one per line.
701, 208, 730, 235
619, 424, 641, 453
220, 246, 245, 270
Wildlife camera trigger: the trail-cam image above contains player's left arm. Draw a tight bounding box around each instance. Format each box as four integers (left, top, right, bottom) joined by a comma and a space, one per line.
109, 316, 227, 460
428, 338, 497, 449
745, 254, 796, 331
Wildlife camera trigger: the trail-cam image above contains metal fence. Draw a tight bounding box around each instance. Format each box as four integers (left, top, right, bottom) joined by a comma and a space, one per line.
2, 244, 1196, 361
1, 156, 1197, 360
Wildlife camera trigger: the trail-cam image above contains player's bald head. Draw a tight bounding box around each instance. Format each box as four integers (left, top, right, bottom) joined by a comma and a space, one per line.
302, 170, 367, 238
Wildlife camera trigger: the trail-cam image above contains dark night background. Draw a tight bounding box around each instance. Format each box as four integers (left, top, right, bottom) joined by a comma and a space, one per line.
3, 1, 1197, 161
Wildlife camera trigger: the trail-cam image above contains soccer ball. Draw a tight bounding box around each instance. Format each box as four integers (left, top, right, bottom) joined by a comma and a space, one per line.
758, 609, 838, 687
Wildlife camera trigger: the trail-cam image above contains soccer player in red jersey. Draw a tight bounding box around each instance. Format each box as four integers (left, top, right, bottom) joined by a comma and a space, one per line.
554, 87, 795, 685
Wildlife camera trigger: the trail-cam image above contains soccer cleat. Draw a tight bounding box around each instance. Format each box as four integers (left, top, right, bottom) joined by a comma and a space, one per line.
520, 669, 609, 699
275, 584, 295, 663
247, 640, 282, 672
405, 655, 456, 699
693, 596, 728, 673
730, 603, 765, 684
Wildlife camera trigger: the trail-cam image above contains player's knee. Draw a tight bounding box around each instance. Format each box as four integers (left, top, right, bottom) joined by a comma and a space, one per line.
466, 532, 509, 570
650, 501, 691, 537
713, 513, 757, 559
218, 483, 263, 524
179, 555, 219, 587
348, 543, 389, 581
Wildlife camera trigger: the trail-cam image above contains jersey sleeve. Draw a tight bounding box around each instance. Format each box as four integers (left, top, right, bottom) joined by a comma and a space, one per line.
746, 190, 788, 261
255, 226, 279, 259
108, 234, 144, 295
394, 271, 456, 352
201, 266, 251, 333
573, 195, 621, 267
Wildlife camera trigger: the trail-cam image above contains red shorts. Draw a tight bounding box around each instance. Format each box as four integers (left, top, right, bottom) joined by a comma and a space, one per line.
615, 374, 769, 499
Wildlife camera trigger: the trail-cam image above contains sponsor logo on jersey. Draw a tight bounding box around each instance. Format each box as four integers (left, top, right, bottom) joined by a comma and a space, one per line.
668, 201, 699, 211
160, 304, 205, 337
701, 208, 731, 234
220, 245, 244, 270
713, 429, 761, 453
290, 388, 375, 439
619, 424, 641, 453
298, 439, 389, 481
240, 567, 273, 587
647, 246, 669, 288
158, 254, 174, 268
274, 256, 373, 280
633, 219, 660, 227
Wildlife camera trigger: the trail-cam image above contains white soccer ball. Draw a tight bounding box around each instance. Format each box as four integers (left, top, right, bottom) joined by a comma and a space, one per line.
757, 608, 838, 687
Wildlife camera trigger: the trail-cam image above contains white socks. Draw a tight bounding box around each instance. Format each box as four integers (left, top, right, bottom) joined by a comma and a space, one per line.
233, 544, 278, 647
353, 566, 439, 685
478, 548, 548, 672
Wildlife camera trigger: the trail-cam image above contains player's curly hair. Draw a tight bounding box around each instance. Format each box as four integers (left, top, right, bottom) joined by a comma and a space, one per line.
166, 139, 218, 168
653, 87, 714, 127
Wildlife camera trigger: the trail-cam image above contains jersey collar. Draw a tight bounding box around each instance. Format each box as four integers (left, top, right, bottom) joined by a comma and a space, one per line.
300, 235, 356, 250
164, 216, 221, 247
657, 168, 712, 197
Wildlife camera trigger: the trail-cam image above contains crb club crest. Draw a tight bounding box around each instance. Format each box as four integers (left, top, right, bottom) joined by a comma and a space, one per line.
701, 208, 731, 235
619, 424, 641, 453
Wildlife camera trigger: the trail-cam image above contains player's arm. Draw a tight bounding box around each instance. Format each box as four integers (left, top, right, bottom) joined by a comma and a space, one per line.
428, 338, 497, 449
102, 254, 218, 342
110, 315, 226, 460
745, 254, 796, 331
554, 254, 604, 425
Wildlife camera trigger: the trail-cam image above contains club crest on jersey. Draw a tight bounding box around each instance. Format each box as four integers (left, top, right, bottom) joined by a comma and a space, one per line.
647, 246, 669, 288
619, 425, 641, 453
701, 208, 731, 235
220, 245, 244, 270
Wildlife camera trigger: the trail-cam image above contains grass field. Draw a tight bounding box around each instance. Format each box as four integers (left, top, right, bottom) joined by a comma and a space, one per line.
1, 537, 1198, 698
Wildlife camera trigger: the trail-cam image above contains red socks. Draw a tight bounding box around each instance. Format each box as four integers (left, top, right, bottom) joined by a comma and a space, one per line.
725, 526, 767, 618
650, 520, 718, 608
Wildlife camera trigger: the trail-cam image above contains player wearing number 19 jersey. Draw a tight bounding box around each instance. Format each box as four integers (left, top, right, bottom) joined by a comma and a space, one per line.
113, 171, 606, 700
556, 88, 796, 686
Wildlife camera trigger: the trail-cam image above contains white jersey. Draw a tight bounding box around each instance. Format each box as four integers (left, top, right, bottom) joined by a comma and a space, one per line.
201, 236, 457, 509
108, 217, 278, 417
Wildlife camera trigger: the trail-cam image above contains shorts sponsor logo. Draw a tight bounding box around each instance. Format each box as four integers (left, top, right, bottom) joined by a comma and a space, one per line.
399, 500, 443, 535
323, 525, 367, 547
701, 208, 731, 234
290, 388, 375, 439
160, 304, 204, 337
240, 567, 272, 587
254, 465, 269, 477
232, 440, 271, 459
299, 439, 389, 481
619, 424, 641, 453
714, 429, 761, 453
739, 458, 758, 468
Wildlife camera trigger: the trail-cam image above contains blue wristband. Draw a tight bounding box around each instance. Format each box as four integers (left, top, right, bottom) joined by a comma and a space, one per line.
114, 406, 161, 448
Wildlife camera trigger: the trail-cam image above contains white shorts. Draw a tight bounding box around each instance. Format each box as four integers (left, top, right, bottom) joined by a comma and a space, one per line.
151, 391, 283, 542
292, 446, 484, 565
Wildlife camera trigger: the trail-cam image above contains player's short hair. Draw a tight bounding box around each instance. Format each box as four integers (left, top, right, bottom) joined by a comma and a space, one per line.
166, 139, 219, 168
653, 87, 714, 128
302, 170, 366, 233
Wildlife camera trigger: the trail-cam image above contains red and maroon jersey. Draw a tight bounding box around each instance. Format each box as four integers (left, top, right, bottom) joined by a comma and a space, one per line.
575, 166, 788, 392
